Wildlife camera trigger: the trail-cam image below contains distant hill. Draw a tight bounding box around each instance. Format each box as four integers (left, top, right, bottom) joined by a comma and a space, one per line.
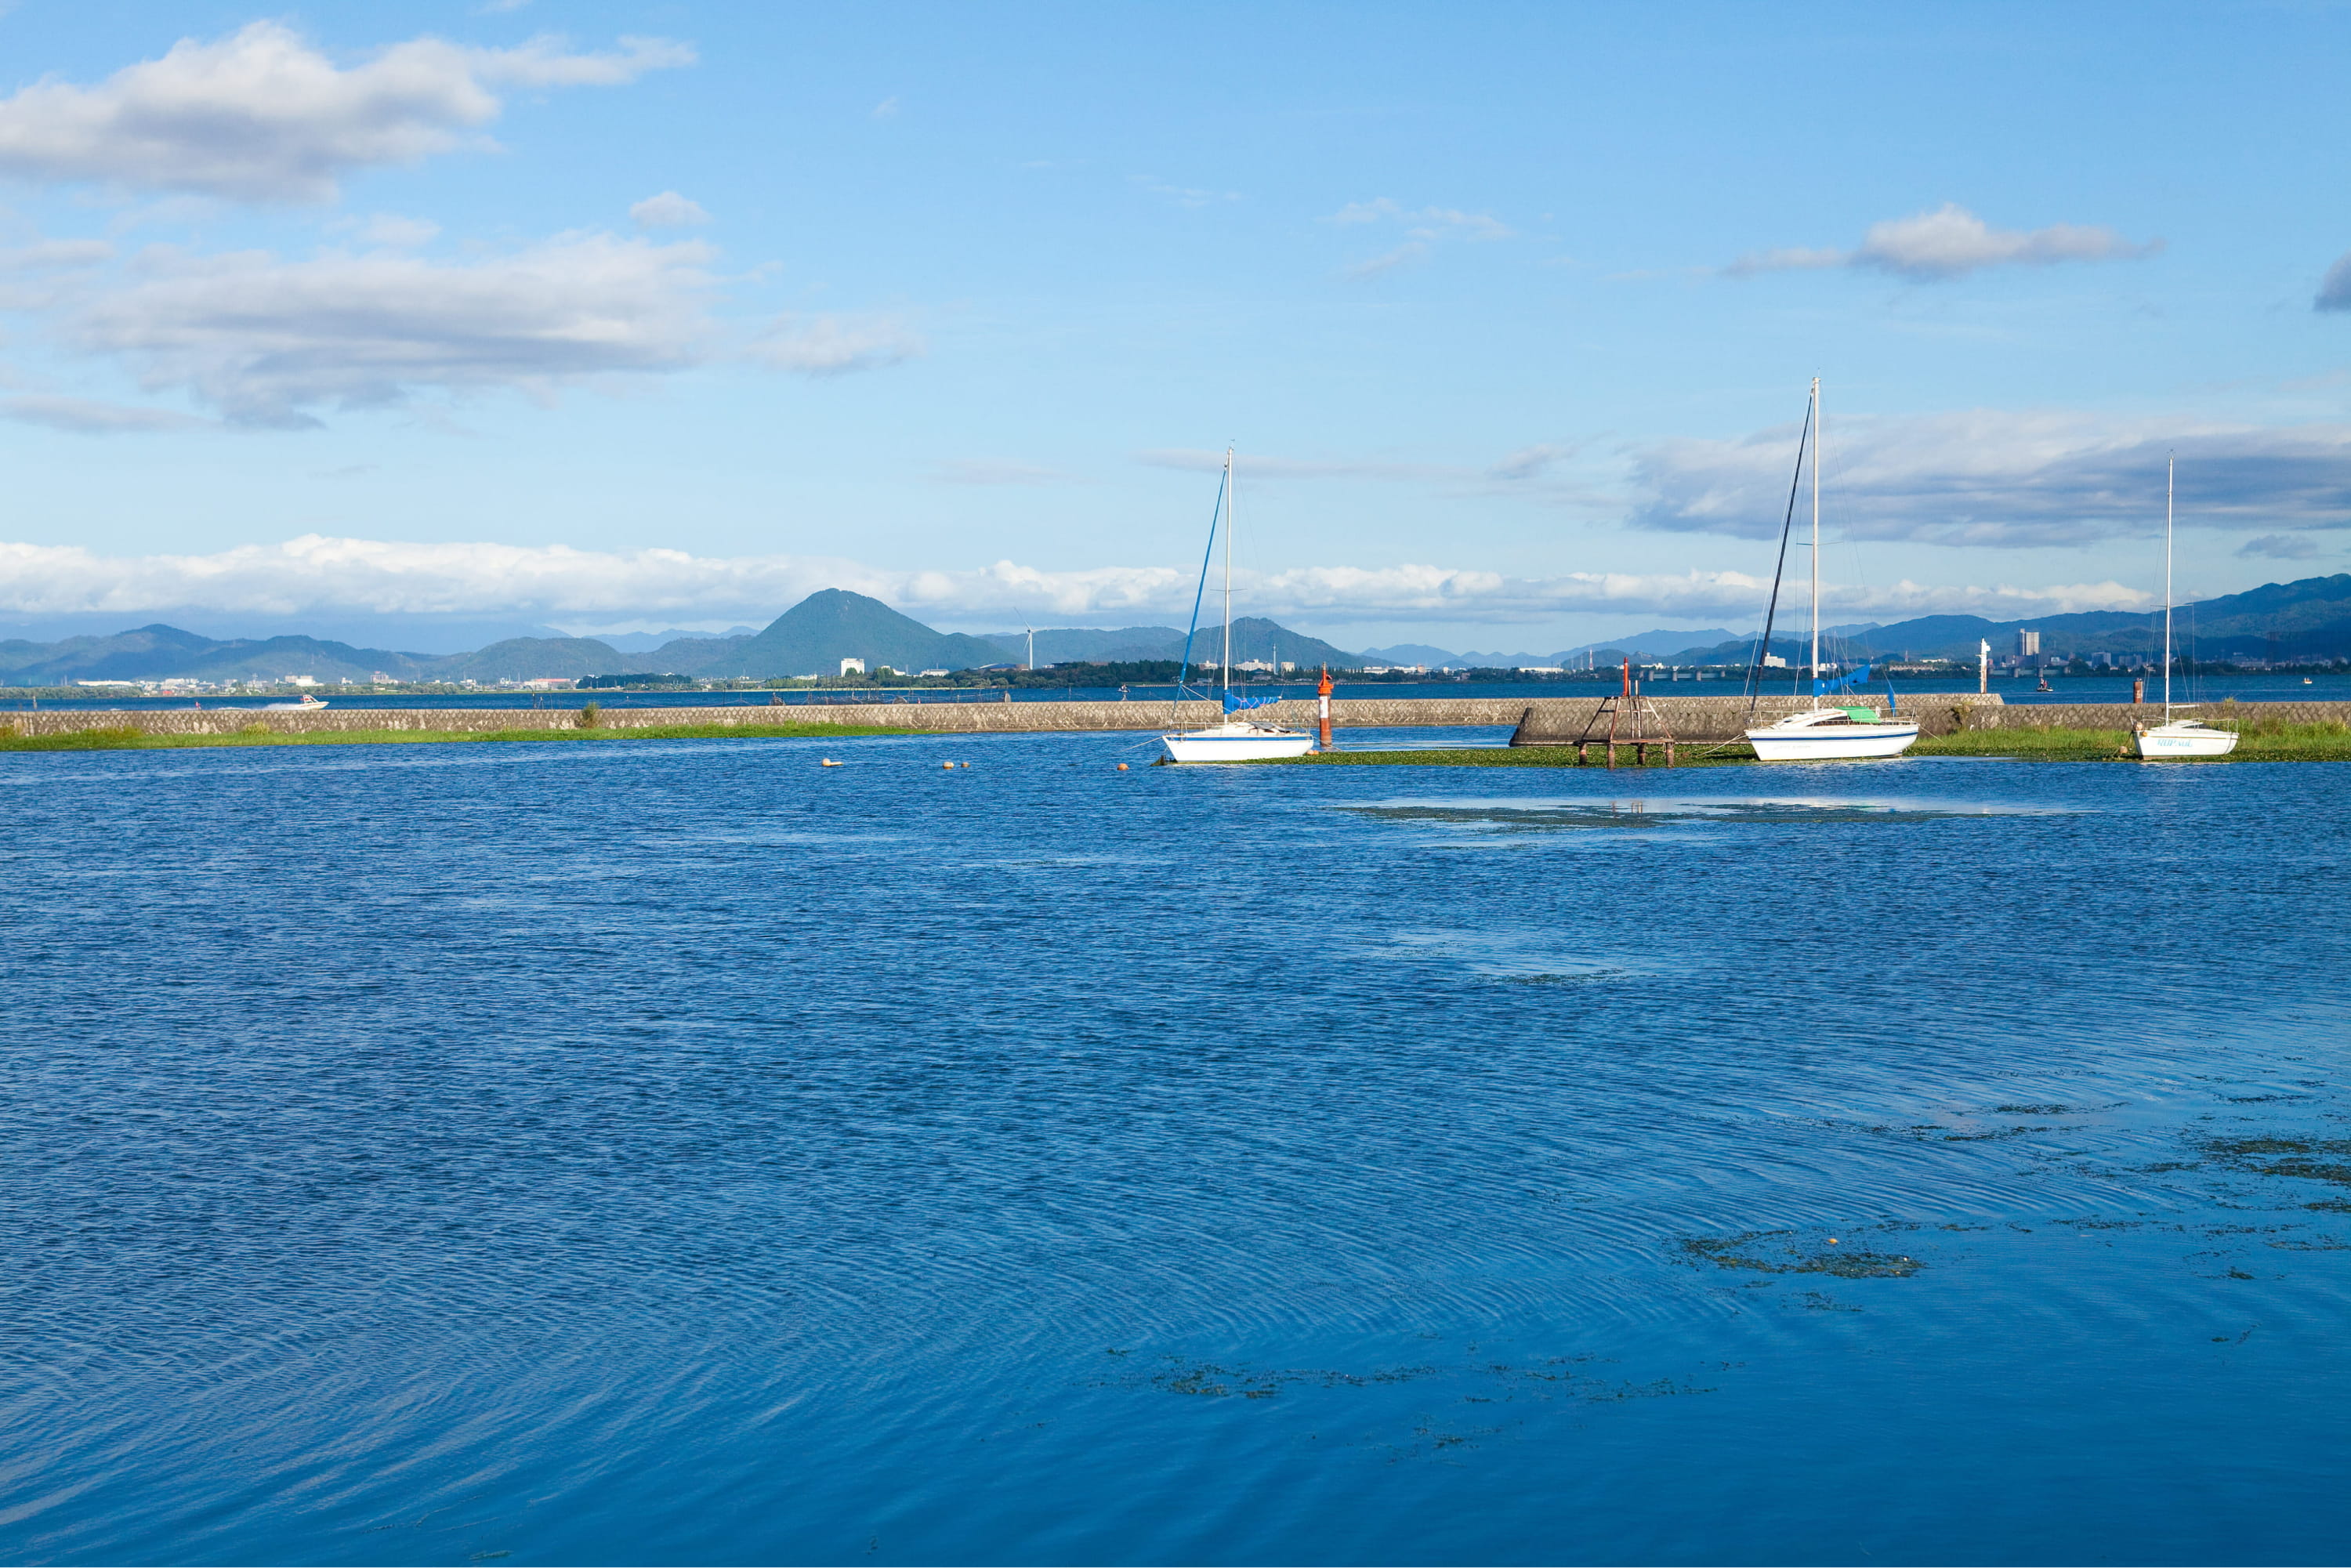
986, 618, 1368, 669
1160, 617, 1364, 670
1359, 630, 1740, 668
433, 637, 638, 682
0, 622, 632, 686
1358, 643, 1465, 665
1656, 574, 2351, 664
979, 626, 1192, 664
596, 626, 758, 654
654, 590, 1005, 677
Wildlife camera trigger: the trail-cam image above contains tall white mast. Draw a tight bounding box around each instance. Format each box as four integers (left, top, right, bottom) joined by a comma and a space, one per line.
1220, 446, 1234, 695
1809, 377, 1821, 687
2164, 451, 2175, 719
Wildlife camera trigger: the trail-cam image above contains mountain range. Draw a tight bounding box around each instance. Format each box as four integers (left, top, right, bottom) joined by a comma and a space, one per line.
9, 575, 2349, 686
979, 619, 1367, 669
1655, 574, 2351, 665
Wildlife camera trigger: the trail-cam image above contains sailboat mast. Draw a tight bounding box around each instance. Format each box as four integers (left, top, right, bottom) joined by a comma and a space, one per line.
1221, 447, 1234, 696
2164, 452, 2174, 718
1809, 377, 1821, 688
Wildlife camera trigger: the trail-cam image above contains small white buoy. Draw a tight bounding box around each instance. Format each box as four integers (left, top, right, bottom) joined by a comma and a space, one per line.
820, 758, 842, 768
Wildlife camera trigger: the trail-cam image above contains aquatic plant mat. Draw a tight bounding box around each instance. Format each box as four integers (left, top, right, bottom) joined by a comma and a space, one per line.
0, 722, 915, 752
1336, 798, 2061, 838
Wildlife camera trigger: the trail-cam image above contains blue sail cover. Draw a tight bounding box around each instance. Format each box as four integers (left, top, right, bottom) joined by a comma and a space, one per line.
1810, 663, 1872, 697
1223, 691, 1282, 713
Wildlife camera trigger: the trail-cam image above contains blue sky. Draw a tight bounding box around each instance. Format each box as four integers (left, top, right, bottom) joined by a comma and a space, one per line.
0, 0, 2346, 651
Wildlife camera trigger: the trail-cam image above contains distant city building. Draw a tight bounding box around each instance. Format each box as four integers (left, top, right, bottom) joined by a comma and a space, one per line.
839, 657, 866, 675
918, 669, 950, 678
519, 677, 576, 690
2016, 630, 2041, 657
1762, 654, 1787, 668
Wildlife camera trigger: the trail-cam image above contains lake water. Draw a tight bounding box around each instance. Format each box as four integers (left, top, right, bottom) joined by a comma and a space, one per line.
3, 732, 2346, 1565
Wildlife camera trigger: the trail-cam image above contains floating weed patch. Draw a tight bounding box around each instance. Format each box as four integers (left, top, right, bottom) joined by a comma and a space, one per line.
2197, 1136, 2351, 1187
1872, 1118, 2076, 1143
1679, 1229, 1926, 1279
1939, 1124, 2071, 1143
1137, 1357, 1435, 1401
1994, 1103, 2073, 1115
1338, 797, 2049, 838
1796, 1291, 1861, 1313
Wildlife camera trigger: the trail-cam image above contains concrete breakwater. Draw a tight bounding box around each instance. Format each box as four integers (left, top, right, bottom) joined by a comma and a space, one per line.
6, 692, 2351, 744
5, 693, 1986, 739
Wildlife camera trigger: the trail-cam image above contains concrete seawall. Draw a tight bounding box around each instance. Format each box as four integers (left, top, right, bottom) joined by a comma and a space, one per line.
5, 692, 2349, 744
0, 693, 1983, 739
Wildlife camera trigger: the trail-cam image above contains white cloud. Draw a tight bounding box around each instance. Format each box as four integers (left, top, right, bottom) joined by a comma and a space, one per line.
749, 312, 923, 376
1629, 411, 2351, 547
1342, 242, 1429, 280
630, 190, 709, 229
1727, 204, 2160, 281
356, 214, 440, 248
1329, 197, 1512, 278
2237, 533, 2324, 560
1487, 443, 1574, 481
0, 239, 114, 271
926, 459, 1069, 486
1132, 176, 1237, 208
0, 533, 2160, 628
1136, 447, 1457, 483
0, 393, 208, 433
871, 96, 900, 121
0, 22, 693, 202
2319, 251, 2351, 312
69, 234, 718, 425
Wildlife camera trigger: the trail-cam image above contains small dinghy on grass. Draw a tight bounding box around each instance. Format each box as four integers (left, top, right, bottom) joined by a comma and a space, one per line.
1747, 702, 1919, 762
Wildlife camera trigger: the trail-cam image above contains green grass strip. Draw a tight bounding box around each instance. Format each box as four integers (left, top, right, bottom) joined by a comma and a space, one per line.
0, 722, 915, 752
1270, 746, 1747, 768
1276, 721, 2351, 768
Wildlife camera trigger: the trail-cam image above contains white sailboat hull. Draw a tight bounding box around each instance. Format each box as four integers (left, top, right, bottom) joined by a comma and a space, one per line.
2136, 721, 2237, 759
1161, 723, 1316, 763
1744, 712, 1920, 761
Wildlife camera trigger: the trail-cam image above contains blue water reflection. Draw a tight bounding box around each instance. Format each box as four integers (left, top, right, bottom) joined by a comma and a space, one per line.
1, 734, 2344, 1564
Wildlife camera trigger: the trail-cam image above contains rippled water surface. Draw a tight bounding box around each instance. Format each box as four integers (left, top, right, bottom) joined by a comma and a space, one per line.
3, 733, 2346, 1565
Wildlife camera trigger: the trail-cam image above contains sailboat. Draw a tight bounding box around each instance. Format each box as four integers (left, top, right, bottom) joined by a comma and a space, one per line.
1743, 379, 1920, 762
2135, 454, 2237, 759
1161, 447, 1316, 763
